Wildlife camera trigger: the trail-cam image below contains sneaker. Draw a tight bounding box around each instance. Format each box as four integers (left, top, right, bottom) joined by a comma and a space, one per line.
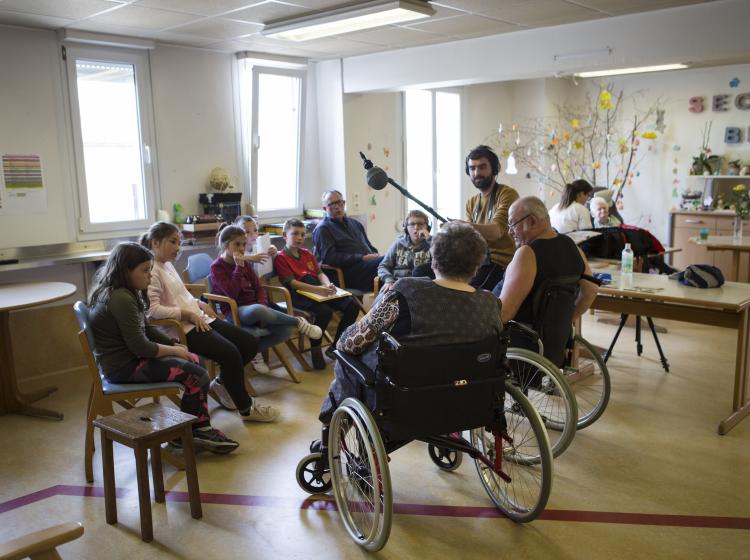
242, 402, 280, 423
251, 353, 270, 374
311, 346, 326, 370
297, 317, 323, 340
192, 427, 239, 454
209, 378, 237, 411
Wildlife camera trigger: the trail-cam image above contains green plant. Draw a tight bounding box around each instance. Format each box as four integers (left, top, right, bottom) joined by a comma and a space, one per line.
731, 184, 750, 219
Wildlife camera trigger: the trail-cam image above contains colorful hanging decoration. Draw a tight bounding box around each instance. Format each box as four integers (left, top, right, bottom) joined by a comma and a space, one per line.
506, 152, 518, 175
599, 90, 614, 110
571, 118, 580, 129
730, 77, 740, 88
641, 131, 657, 139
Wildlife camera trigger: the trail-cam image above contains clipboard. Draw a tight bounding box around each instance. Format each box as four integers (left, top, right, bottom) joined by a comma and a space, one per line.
296, 286, 351, 302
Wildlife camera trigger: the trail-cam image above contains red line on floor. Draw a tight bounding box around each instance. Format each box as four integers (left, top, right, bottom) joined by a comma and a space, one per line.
1, 485, 748, 530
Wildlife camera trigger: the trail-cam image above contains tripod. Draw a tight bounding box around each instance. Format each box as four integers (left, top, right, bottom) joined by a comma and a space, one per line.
602, 313, 670, 372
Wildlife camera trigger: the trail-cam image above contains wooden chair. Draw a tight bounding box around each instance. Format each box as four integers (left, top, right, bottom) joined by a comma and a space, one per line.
73, 302, 183, 484
320, 263, 370, 314
0, 522, 84, 560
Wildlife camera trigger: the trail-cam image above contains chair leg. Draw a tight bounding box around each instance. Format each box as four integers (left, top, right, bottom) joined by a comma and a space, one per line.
244, 375, 259, 397
271, 345, 300, 384
285, 339, 311, 371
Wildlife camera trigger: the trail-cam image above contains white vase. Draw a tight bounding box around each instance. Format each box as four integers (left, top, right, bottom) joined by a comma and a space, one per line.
733, 216, 743, 242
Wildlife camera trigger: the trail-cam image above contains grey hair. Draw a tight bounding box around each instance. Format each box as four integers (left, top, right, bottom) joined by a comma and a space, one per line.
322, 189, 343, 204
513, 196, 549, 220
590, 196, 609, 210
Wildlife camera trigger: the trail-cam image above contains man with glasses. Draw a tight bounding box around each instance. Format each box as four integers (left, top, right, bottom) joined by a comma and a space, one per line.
377, 209, 433, 293
498, 196, 597, 331
463, 145, 519, 292
312, 189, 382, 292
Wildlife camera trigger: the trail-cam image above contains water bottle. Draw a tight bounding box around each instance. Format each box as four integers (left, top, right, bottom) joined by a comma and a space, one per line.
621, 243, 634, 287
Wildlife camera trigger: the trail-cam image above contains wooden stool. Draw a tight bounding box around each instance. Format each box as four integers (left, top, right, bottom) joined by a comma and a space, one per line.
93, 403, 202, 542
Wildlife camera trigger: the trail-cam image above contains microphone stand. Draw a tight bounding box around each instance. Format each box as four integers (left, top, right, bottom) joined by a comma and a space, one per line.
384, 177, 448, 224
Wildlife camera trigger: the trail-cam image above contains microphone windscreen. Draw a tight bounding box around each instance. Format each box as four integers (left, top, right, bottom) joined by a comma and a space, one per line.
366, 167, 388, 190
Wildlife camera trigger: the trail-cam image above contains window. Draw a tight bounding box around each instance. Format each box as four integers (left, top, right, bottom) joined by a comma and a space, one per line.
64, 45, 157, 233
239, 63, 305, 217
404, 89, 462, 221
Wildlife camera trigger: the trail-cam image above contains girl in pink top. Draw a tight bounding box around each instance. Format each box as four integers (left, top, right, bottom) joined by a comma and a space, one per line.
142, 222, 279, 423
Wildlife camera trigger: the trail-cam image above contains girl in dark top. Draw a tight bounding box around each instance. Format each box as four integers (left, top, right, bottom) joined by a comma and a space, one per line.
88, 242, 238, 454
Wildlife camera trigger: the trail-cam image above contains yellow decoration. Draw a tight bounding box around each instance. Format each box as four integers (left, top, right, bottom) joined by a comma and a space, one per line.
552, 137, 560, 146
563, 132, 571, 141
571, 119, 580, 129
574, 141, 583, 150
641, 132, 657, 139
501, 149, 511, 157
599, 90, 613, 110
592, 162, 601, 170
613, 178, 621, 185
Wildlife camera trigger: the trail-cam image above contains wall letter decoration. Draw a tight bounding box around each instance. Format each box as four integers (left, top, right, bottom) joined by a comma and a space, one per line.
712, 94, 730, 111
725, 127, 741, 144
735, 93, 750, 110
688, 96, 704, 113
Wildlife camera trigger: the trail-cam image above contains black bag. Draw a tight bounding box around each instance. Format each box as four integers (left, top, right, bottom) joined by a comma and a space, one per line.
580, 227, 625, 259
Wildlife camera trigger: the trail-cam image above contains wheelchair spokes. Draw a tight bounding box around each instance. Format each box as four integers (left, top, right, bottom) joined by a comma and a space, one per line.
562, 335, 611, 429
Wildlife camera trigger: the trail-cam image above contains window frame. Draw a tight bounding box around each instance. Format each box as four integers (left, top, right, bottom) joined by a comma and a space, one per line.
403, 87, 462, 221
243, 64, 306, 219
63, 44, 159, 235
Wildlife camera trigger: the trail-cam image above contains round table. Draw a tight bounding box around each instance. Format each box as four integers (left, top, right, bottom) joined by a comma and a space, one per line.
0, 281, 77, 420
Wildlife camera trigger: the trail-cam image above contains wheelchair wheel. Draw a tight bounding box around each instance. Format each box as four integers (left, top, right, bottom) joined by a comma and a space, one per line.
564, 335, 611, 429
427, 443, 463, 471
470, 381, 552, 523
328, 398, 392, 552
296, 452, 332, 494
506, 348, 577, 458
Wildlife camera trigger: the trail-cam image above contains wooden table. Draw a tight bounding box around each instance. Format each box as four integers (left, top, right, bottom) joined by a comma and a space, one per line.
0, 282, 76, 420
591, 272, 750, 435
689, 236, 750, 281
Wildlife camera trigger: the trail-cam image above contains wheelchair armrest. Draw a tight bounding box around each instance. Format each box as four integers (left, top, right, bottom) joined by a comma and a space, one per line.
506, 320, 539, 340
333, 350, 377, 386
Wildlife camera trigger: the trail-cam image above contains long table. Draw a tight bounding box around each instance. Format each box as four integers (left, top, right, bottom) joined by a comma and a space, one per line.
689, 235, 750, 281
592, 272, 750, 435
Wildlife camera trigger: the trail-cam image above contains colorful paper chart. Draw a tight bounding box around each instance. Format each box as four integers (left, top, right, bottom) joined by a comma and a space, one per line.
2, 154, 43, 189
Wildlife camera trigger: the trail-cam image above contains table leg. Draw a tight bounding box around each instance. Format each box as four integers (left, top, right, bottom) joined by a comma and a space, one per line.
732, 251, 740, 282
720, 307, 750, 434
134, 444, 153, 542
181, 427, 202, 520
0, 311, 63, 420
101, 431, 117, 525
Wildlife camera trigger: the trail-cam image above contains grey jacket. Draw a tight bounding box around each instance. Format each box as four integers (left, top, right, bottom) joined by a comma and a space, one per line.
377, 233, 432, 285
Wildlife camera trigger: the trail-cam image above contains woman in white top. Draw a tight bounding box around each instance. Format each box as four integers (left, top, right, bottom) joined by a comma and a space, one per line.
141, 221, 280, 422
548, 179, 594, 233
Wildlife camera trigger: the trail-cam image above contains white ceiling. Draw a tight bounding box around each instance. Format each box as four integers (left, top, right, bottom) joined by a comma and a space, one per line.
0, 0, 716, 59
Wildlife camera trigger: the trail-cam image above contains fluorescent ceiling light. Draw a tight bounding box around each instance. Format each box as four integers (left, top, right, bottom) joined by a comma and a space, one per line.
575, 63, 688, 78
262, 0, 435, 42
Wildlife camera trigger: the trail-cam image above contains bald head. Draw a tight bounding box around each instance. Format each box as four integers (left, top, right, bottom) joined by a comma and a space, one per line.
508, 196, 554, 246
511, 196, 549, 220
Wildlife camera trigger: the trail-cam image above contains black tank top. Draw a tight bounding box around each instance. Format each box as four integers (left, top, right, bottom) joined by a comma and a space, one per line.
515, 235, 584, 325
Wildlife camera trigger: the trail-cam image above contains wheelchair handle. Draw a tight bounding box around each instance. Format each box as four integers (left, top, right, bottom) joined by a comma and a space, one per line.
379, 331, 401, 350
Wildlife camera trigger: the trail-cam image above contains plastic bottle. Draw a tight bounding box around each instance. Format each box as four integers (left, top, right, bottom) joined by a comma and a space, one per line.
621, 243, 634, 287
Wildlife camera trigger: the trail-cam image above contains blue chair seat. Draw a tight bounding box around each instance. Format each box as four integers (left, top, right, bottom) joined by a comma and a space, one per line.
102, 379, 183, 395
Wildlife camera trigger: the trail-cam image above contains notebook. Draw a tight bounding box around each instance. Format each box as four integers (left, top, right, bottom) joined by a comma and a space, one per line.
296, 286, 351, 302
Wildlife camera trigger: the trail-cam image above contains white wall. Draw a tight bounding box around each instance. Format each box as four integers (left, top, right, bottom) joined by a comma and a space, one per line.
342, 91, 403, 252
0, 26, 76, 250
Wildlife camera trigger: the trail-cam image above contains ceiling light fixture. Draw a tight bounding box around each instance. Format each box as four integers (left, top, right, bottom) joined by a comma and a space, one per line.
575, 63, 688, 78
262, 0, 435, 42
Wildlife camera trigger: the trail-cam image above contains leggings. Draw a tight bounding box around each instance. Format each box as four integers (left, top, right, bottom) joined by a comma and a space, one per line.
185, 319, 256, 411
108, 356, 211, 428
237, 304, 297, 353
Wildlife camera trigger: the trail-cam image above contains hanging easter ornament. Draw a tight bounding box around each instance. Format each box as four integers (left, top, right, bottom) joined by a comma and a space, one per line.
592, 161, 601, 170
550, 163, 557, 172
571, 118, 580, 129
497, 122, 503, 138
566, 142, 572, 155
506, 152, 518, 175
526, 145, 532, 156
515, 130, 521, 146
672, 187, 678, 197
599, 90, 614, 110
501, 148, 511, 158
641, 131, 657, 139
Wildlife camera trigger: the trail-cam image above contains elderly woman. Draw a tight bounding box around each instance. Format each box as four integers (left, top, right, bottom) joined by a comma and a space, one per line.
548, 179, 594, 233
317, 221, 503, 426
590, 196, 621, 228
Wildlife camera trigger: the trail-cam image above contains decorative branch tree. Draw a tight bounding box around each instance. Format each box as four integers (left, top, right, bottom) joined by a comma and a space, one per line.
488, 84, 663, 204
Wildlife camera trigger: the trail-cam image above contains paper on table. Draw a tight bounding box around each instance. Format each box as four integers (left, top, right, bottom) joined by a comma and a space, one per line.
252, 234, 274, 278
296, 286, 351, 302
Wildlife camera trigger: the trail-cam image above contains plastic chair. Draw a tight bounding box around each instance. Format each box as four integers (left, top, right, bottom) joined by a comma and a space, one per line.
73, 301, 183, 484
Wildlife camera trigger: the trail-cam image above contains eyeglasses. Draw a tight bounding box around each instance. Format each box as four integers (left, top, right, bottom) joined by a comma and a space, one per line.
508, 214, 532, 230
326, 199, 345, 208
407, 222, 427, 228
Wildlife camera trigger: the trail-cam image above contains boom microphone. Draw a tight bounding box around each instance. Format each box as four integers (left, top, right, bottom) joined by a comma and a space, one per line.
359, 150, 448, 223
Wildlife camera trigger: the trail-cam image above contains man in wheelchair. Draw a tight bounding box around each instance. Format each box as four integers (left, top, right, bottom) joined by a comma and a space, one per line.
498, 196, 598, 368
313, 221, 503, 449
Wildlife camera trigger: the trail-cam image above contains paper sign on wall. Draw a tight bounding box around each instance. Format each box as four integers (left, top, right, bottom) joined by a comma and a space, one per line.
0, 154, 47, 215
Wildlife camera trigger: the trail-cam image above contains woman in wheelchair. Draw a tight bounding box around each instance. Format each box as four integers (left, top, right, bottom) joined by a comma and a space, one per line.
314, 221, 502, 445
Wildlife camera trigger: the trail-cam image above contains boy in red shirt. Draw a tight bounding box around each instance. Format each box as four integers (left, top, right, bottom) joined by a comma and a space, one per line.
274, 219, 359, 369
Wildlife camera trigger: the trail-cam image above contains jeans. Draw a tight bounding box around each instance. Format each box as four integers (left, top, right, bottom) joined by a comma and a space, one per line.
237, 304, 297, 353
339, 257, 383, 292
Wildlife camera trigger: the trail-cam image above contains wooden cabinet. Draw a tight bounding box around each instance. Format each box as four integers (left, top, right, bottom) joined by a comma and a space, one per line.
670, 212, 750, 282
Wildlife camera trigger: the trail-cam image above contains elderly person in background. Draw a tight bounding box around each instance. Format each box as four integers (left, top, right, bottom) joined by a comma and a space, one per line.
315, 221, 502, 432
548, 179, 594, 233
377, 209, 433, 293
312, 189, 382, 292
590, 196, 621, 228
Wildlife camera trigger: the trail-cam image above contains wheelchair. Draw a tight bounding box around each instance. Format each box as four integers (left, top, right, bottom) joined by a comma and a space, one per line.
295, 332, 553, 552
